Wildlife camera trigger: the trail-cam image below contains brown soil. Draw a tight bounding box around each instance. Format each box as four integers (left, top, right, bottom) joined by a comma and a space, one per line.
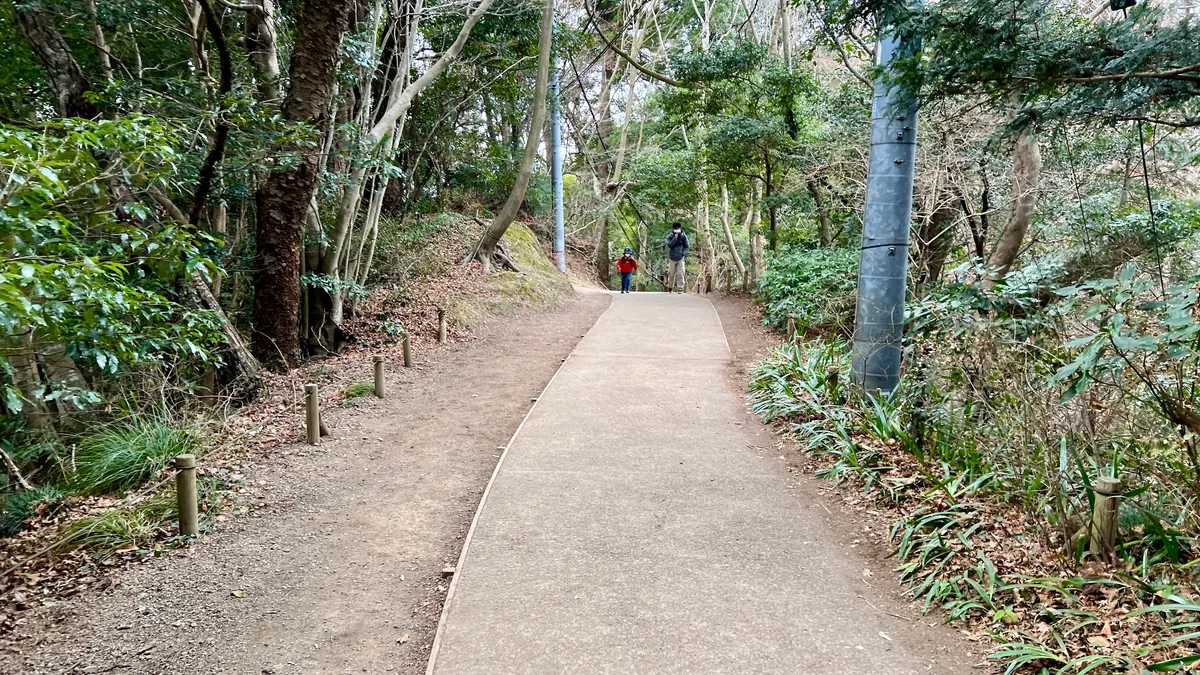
0, 291, 611, 675
708, 292, 986, 671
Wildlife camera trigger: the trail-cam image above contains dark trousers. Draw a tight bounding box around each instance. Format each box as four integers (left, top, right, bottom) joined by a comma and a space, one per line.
620, 272, 632, 292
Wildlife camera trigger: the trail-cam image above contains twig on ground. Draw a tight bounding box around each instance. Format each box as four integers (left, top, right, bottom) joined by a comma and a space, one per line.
857, 594, 916, 622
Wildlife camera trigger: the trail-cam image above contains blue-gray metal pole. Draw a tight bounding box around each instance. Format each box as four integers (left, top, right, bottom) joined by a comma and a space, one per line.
851, 29, 919, 395
550, 43, 565, 273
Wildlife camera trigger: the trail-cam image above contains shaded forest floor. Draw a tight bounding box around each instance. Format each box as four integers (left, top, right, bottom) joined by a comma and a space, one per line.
0, 288, 611, 674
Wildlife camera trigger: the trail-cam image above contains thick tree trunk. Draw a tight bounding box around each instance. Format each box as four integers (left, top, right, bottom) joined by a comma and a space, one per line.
14, 1, 100, 119
476, 0, 553, 270
720, 184, 745, 277
984, 128, 1041, 288
252, 0, 351, 371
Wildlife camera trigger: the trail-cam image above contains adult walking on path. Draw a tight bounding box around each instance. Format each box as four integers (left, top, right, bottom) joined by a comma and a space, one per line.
426, 293, 973, 675
665, 221, 689, 293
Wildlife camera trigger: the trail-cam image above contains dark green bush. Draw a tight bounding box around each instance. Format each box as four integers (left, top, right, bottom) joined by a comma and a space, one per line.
0, 485, 64, 536
754, 246, 858, 332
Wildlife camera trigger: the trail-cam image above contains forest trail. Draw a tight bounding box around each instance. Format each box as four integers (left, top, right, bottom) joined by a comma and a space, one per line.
427, 292, 973, 675
4, 294, 611, 675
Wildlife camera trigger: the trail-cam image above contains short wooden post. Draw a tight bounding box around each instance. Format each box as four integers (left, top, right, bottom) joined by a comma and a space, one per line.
437, 308, 447, 344
373, 355, 385, 398
305, 383, 320, 446
402, 333, 413, 368
743, 271, 750, 294
1089, 476, 1121, 559
786, 315, 797, 342
175, 454, 199, 536
725, 269, 732, 294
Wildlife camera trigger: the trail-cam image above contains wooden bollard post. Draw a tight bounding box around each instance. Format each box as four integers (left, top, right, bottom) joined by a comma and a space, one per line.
175, 454, 199, 536
437, 308, 447, 344
1089, 476, 1121, 559
402, 333, 413, 368
305, 383, 320, 446
743, 271, 750, 294
725, 269, 733, 294
786, 315, 797, 342
373, 355, 385, 398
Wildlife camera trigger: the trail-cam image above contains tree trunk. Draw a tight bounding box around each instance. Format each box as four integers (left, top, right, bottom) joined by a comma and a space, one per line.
749, 182, 765, 281
476, 0, 553, 270
917, 200, 957, 288
780, 0, 793, 69
720, 183, 745, 277
252, 0, 351, 371
6, 333, 51, 430
368, 0, 495, 143
808, 181, 832, 246
765, 155, 778, 251
596, 217, 611, 284
184, 1, 210, 78
244, 0, 281, 105
87, 0, 114, 81
191, 270, 261, 400
609, 16, 645, 186
211, 201, 228, 297
984, 127, 1041, 288
696, 188, 717, 293
14, 1, 100, 119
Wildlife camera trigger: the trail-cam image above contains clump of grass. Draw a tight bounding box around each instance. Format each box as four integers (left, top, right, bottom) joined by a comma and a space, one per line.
343, 381, 375, 399
63, 494, 175, 558
0, 485, 65, 536
73, 414, 200, 495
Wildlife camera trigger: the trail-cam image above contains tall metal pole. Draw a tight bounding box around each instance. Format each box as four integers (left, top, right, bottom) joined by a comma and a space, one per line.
851, 26, 920, 395
550, 5, 566, 273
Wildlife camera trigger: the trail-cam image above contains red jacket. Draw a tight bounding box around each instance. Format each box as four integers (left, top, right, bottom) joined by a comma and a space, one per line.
616, 256, 638, 273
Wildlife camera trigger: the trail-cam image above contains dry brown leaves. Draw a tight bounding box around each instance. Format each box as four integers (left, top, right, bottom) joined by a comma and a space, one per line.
788, 431, 1200, 672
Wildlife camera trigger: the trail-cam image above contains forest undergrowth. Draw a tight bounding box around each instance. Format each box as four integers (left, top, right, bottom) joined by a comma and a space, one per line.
0, 219, 570, 634
750, 304, 1200, 673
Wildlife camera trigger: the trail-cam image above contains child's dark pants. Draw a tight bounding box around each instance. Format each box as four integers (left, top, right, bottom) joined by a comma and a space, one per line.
621, 272, 632, 292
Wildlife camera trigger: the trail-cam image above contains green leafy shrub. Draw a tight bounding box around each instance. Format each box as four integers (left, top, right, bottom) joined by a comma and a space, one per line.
73, 415, 200, 495
754, 246, 858, 332
1, 119, 226, 416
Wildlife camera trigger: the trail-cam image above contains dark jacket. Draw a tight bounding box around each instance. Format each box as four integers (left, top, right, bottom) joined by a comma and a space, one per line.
666, 231, 690, 261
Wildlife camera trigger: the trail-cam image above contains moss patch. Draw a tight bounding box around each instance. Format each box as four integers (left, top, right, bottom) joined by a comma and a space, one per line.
343, 381, 376, 399
448, 224, 574, 330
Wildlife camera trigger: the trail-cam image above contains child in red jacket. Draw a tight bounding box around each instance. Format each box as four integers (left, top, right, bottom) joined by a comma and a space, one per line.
616, 248, 638, 294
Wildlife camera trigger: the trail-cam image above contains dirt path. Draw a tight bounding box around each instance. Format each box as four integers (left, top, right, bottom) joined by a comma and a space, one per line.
709, 294, 981, 669
1, 291, 610, 675
426, 292, 978, 674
